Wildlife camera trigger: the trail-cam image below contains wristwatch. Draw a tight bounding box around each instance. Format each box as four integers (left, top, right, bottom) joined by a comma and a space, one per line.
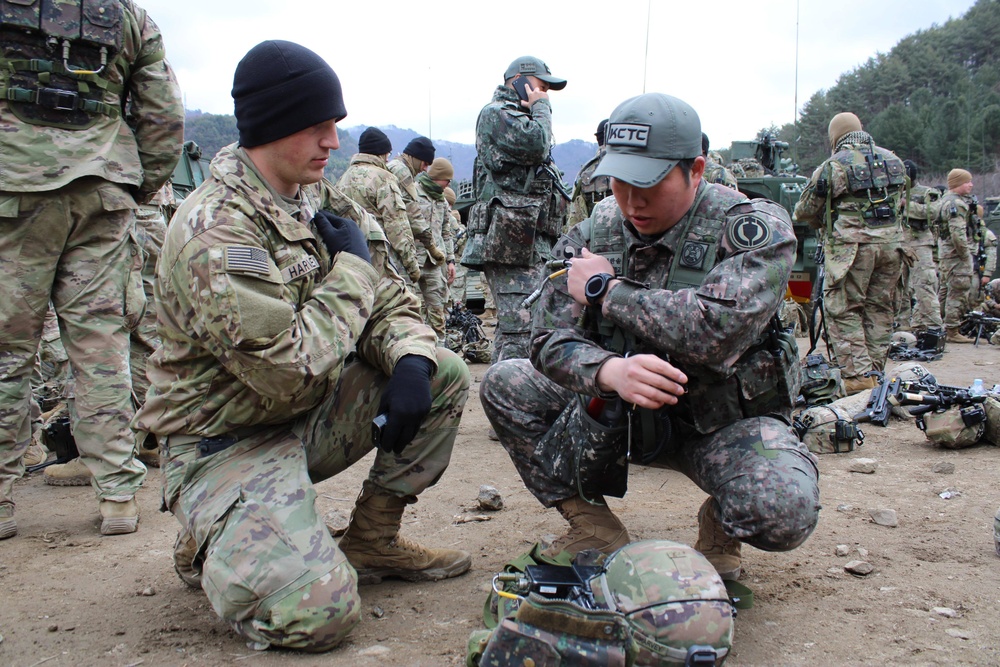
584, 272, 615, 307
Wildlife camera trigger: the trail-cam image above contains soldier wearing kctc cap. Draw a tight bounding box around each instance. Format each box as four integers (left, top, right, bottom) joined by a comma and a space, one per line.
134, 40, 471, 652
480, 93, 820, 582
461, 55, 570, 362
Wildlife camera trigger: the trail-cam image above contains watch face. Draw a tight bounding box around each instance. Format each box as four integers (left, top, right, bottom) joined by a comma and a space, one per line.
585, 273, 610, 303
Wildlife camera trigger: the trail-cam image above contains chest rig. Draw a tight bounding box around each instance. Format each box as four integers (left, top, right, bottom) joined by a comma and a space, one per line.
581, 188, 798, 453
825, 141, 906, 232
1, 0, 125, 129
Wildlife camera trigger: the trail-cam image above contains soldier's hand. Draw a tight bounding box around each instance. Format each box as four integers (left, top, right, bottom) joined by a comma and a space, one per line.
521, 81, 549, 110
377, 355, 434, 454
428, 244, 446, 263
313, 211, 371, 264
596, 354, 687, 409
447, 261, 456, 284
567, 248, 617, 306
407, 263, 423, 283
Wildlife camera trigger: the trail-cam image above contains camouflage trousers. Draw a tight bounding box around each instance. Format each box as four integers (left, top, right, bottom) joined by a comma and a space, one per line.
161, 348, 469, 651
483, 262, 547, 363
823, 240, 902, 380
480, 360, 820, 553
0, 179, 146, 517
450, 264, 468, 305
901, 242, 943, 331
938, 250, 973, 330
418, 260, 448, 342
131, 205, 167, 406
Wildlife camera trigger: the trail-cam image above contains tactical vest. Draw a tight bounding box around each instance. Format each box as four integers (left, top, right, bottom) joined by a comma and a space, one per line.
828, 143, 906, 229
1, 0, 125, 129
576, 155, 611, 210
580, 188, 799, 440
936, 193, 973, 241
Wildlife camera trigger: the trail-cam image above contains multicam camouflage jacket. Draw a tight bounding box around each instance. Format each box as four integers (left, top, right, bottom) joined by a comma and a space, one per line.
414, 174, 454, 266
387, 156, 437, 249
532, 182, 798, 434
134, 144, 436, 437
337, 153, 423, 280
0, 0, 183, 198
903, 183, 941, 247
793, 132, 905, 244
936, 192, 975, 261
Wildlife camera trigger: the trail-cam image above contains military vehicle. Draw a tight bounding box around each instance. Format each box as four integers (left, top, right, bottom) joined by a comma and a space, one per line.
980, 196, 1000, 280
727, 133, 816, 304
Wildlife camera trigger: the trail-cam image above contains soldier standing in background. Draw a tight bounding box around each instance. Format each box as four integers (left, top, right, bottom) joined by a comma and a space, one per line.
0, 0, 183, 539
897, 160, 943, 335
338, 128, 425, 286
794, 112, 906, 395
938, 169, 978, 343
462, 55, 569, 362
444, 187, 468, 305
566, 118, 612, 230
481, 93, 818, 580
134, 40, 471, 651
414, 158, 456, 342
702, 133, 739, 190
387, 136, 447, 273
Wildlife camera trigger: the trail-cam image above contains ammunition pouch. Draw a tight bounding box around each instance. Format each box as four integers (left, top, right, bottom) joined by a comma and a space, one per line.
460, 200, 489, 270
481, 191, 559, 267
477, 594, 633, 667
907, 217, 928, 232
861, 201, 897, 226
794, 405, 863, 454
534, 396, 628, 501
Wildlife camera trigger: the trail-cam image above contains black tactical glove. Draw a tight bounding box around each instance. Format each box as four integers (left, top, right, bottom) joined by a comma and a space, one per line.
313, 210, 371, 264
376, 355, 434, 454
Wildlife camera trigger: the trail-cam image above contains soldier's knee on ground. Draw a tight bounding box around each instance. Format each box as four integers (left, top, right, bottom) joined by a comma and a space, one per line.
236, 564, 362, 652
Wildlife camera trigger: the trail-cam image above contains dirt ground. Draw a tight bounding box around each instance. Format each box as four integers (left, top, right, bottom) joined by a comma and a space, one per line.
2, 334, 1000, 667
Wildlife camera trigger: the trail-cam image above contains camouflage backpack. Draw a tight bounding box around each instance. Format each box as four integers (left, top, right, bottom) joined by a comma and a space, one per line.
799, 354, 843, 406
918, 405, 986, 449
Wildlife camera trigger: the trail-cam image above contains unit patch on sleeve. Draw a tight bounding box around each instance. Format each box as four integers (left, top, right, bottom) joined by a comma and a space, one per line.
224, 245, 271, 275
281, 255, 320, 283
727, 215, 771, 251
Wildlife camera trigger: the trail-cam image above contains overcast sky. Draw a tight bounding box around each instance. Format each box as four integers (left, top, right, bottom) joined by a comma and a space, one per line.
141, 0, 975, 148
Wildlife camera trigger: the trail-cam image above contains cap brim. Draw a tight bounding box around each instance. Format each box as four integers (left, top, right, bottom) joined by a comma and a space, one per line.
593, 152, 677, 188
537, 75, 566, 91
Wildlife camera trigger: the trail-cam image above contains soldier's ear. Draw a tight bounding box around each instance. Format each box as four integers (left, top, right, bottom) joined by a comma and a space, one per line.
690, 156, 707, 182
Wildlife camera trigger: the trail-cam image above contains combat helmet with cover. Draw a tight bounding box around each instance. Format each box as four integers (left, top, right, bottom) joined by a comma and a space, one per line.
1, 0, 128, 129
590, 540, 734, 666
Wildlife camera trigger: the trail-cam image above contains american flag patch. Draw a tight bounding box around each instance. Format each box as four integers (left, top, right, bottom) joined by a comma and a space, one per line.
224, 245, 271, 275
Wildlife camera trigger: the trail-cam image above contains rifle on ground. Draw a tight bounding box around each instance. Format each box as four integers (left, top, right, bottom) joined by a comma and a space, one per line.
853, 371, 902, 427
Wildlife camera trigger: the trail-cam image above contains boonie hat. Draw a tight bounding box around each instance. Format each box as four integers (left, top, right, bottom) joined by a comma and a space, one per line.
593, 93, 702, 187
502, 56, 566, 90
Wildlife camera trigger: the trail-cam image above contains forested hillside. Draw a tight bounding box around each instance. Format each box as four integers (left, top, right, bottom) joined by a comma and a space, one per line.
781, 0, 1000, 174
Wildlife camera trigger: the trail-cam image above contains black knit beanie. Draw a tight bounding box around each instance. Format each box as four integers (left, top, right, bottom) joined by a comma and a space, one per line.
359, 127, 392, 155
403, 136, 435, 163
232, 40, 347, 148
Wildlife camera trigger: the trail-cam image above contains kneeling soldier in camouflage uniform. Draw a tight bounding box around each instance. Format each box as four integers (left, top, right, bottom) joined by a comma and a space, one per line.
134, 41, 471, 652
481, 94, 820, 581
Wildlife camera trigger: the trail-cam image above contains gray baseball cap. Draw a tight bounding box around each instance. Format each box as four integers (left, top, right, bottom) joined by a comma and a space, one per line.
593, 94, 702, 187
503, 56, 567, 90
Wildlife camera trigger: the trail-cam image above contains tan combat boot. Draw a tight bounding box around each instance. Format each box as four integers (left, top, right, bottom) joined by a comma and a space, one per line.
137, 434, 161, 469
43, 457, 93, 486
694, 498, 742, 581
100, 498, 139, 535
22, 440, 48, 467
946, 328, 975, 344
0, 511, 15, 540
843, 375, 876, 396
541, 495, 630, 558
338, 488, 472, 585
480, 308, 497, 325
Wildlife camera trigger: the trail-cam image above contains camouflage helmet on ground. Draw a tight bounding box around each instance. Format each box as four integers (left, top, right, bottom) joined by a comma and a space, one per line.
590, 540, 733, 666
794, 404, 863, 454
890, 331, 917, 346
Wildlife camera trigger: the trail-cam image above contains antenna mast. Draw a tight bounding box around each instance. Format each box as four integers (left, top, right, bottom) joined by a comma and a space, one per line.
643, 0, 651, 93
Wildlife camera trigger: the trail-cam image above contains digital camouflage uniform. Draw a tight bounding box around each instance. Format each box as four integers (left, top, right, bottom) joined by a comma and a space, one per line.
899, 183, 943, 331
133, 145, 470, 650
463, 85, 568, 362
793, 131, 906, 381
937, 192, 976, 330
337, 153, 424, 284
413, 173, 454, 341
482, 185, 820, 558
0, 0, 183, 525
566, 147, 611, 231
